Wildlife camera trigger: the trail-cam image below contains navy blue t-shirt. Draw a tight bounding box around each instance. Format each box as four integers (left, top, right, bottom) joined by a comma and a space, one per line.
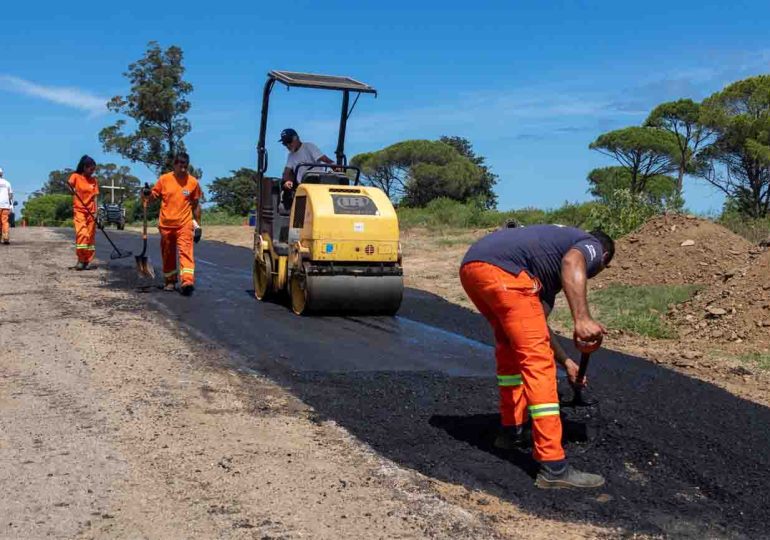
461, 225, 604, 309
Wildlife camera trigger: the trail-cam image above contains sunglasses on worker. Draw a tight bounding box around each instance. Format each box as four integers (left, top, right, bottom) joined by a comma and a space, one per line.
174, 160, 189, 166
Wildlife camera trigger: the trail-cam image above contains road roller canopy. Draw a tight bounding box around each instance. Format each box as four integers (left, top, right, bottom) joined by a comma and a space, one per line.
268, 71, 377, 95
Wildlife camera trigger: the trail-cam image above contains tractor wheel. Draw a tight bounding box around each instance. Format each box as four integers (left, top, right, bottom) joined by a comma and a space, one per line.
253, 253, 273, 300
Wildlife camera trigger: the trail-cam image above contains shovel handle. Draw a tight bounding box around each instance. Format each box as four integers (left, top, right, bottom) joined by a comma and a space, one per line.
142, 198, 148, 239
576, 351, 591, 385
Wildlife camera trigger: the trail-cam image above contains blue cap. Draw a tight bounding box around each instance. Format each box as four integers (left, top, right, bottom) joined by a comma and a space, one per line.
279, 128, 298, 144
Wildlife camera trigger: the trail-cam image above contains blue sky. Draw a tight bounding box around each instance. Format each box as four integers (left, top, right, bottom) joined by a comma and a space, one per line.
2, 0, 769, 213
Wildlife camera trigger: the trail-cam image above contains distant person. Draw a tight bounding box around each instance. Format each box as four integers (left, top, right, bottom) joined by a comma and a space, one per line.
0, 168, 13, 244
143, 152, 202, 296
279, 128, 334, 208
68, 156, 100, 269
460, 225, 614, 489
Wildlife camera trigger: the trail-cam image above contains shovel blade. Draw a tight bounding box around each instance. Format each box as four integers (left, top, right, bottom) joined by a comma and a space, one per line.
135, 255, 155, 278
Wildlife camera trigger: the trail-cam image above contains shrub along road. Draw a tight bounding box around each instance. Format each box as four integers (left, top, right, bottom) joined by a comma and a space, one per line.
1, 228, 768, 538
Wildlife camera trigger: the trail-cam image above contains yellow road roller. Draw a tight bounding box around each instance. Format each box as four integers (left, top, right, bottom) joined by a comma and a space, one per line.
252, 71, 403, 315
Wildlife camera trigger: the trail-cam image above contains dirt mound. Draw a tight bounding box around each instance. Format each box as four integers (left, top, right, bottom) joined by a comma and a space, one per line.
672, 249, 770, 346
597, 214, 754, 286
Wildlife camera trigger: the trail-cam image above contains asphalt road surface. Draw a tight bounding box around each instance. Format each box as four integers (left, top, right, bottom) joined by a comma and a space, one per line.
87, 228, 769, 538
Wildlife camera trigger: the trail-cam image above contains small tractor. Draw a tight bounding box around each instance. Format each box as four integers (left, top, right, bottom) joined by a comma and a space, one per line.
96, 202, 126, 230
252, 71, 403, 315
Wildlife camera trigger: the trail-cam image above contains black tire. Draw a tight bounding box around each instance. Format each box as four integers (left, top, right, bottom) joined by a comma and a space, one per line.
117, 223, 125, 230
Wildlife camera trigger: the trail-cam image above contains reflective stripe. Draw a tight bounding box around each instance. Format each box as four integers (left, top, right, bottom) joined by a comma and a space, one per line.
180, 268, 195, 275
164, 270, 178, 277
75, 244, 95, 250
529, 403, 560, 418
497, 374, 523, 387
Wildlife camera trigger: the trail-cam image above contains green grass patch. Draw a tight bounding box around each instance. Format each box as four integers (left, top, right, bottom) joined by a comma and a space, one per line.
739, 352, 770, 371
553, 284, 701, 339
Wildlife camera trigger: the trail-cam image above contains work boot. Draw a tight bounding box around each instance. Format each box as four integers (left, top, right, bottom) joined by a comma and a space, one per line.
180, 283, 195, 297
75, 261, 86, 271
535, 463, 605, 489
163, 282, 177, 292
493, 424, 532, 450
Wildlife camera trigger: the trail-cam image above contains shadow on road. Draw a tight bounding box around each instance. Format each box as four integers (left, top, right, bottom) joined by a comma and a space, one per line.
92, 234, 770, 538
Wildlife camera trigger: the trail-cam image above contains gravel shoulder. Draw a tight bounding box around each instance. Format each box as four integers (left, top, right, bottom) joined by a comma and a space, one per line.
0, 228, 617, 538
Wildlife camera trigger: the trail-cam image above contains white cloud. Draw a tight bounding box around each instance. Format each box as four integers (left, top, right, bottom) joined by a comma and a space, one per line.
0, 75, 107, 115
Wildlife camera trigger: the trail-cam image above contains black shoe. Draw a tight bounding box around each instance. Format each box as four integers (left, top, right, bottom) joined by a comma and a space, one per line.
535, 464, 605, 489
493, 424, 532, 450
180, 284, 195, 297
75, 261, 86, 271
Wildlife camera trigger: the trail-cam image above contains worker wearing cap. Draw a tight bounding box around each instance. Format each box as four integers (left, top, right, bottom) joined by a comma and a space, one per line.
143, 152, 202, 296
0, 168, 13, 244
460, 225, 614, 489
68, 156, 100, 269
279, 128, 334, 208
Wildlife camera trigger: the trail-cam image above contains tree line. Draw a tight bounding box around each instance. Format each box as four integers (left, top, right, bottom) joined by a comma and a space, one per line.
25, 41, 770, 232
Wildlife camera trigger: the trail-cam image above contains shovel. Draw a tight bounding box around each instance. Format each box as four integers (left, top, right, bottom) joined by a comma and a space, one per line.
570, 351, 598, 407
68, 183, 133, 260
135, 189, 155, 278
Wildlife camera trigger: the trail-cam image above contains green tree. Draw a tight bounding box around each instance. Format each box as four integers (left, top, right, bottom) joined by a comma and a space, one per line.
99, 41, 195, 175
587, 166, 678, 207
209, 168, 259, 215
697, 75, 770, 218
439, 136, 498, 208
38, 169, 74, 195
589, 127, 678, 195
644, 99, 712, 196
96, 164, 141, 202
21, 194, 72, 226
351, 140, 485, 207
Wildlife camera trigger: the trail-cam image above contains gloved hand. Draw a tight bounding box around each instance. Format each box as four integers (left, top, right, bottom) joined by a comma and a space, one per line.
193, 220, 202, 243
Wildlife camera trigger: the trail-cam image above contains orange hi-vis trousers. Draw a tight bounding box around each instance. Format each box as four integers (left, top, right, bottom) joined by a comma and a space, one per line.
0, 209, 10, 242
460, 261, 565, 463
159, 225, 195, 286
73, 209, 96, 264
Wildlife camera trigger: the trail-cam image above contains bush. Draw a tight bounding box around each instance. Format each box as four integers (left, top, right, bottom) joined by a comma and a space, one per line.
718, 201, 770, 243
397, 198, 598, 230
22, 194, 72, 226
587, 188, 663, 238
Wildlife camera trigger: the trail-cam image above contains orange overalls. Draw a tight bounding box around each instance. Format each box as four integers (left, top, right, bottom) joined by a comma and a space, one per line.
68, 173, 99, 264
0, 210, 10, 243
460, 262, 565, 464
151, 172, 202, 287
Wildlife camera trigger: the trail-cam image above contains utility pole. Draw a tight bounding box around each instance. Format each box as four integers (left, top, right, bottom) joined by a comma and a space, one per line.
101, 178, 125, 204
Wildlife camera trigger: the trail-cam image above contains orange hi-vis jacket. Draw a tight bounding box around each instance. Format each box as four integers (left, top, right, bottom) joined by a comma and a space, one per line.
68, 173, 99, 213
151, 172, 202, 228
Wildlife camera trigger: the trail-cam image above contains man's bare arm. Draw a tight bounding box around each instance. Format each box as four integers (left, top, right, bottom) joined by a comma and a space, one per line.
562, 248, 605, 344
282, 167, 295, 187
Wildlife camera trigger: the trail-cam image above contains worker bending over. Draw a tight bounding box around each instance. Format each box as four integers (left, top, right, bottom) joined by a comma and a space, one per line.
143, 152, 202, 296
68, 156, 99, 269
0, 168, 13, 244
460, 224, 614, 489
279, 128, 334, 208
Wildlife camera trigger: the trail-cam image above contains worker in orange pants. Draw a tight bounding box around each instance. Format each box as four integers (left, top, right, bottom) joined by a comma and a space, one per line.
0, 168, 13, 244
68, 156, 99, 270
460, 225, 614, 489
144, 152, 202, 296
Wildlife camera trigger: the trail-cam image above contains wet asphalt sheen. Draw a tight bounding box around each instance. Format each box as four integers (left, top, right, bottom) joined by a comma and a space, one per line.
85, 229, 769, 538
